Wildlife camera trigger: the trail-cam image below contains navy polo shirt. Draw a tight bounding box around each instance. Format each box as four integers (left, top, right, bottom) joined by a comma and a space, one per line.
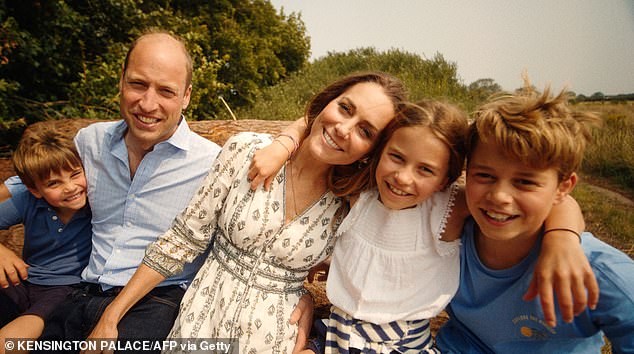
0, 182, 92, 285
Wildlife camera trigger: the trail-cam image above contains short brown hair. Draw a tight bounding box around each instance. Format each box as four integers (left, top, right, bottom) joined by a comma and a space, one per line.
123, 28, 193, 88
466, 86, 601, 181
309, 72, 407, 197
12, 125, 83, 189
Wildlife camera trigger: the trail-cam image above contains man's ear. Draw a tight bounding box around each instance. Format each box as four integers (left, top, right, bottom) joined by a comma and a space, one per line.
26, 186, 43, 199
182, 84, 192, 110
554, 172, 577, 204
119, 63, 126, 93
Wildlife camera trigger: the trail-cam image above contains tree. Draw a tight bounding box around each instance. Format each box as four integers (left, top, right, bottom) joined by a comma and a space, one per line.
0, 0, 310, 145
590, 92, 605, 101
467, 78, 502, 104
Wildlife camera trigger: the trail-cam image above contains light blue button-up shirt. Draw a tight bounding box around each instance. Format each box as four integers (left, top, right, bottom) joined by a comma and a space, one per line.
75, 119, 221, 288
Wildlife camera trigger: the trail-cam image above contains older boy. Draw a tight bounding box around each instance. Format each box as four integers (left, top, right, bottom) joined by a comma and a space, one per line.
0, 127, 92, 348
436, 87, 634, 353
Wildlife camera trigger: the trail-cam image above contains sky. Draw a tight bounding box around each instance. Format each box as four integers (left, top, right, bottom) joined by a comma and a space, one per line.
269, 0, 634, 96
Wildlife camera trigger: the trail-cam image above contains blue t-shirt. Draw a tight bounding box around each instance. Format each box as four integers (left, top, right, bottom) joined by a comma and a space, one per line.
436, 218, 634, 354
0, 178, 92, 286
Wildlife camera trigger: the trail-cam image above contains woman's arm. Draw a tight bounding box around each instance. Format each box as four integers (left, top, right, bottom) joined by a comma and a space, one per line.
249, 118, 307, 191
526, 195, 599, 328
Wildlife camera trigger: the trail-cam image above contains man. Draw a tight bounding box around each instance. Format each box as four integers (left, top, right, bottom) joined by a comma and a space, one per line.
36, 29, 222, 341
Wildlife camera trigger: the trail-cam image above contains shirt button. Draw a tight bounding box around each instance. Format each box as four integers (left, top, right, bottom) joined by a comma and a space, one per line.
52, 215, 58, 221
57, 228, 63, 233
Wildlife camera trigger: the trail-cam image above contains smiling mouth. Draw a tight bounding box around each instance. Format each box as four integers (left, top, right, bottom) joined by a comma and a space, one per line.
323, 129, 342, 151
64, 192, 84, 202
386, 182, 410, 196
482, 209, 518, 222
136, 115, 160, 124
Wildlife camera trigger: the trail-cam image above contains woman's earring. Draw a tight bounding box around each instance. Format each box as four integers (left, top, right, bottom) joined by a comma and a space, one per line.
357, 157, 369, 169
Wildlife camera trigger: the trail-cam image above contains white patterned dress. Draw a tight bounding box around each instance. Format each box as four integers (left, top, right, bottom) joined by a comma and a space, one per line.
143, 132, 344, 354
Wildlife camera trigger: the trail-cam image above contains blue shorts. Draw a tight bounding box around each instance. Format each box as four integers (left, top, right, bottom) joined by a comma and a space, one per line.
0, 281, 74, 325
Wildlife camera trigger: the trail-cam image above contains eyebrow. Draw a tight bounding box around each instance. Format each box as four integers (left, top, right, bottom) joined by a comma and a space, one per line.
341, 96, 385, 134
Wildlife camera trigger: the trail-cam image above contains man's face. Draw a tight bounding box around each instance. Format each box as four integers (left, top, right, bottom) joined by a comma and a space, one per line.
119, 34, 192, 151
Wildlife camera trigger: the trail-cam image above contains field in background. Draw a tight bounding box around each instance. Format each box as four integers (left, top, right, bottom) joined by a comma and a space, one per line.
574, 101, 634, 257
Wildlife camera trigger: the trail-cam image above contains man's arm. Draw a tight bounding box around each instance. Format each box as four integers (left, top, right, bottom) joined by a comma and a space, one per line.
0, 244, 29, 288
84, 264, 166, 354
0, 183, 30, 287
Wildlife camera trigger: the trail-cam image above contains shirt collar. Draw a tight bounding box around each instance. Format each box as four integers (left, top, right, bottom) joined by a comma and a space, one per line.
34, 197, 91, 218
105, 116, 193, 152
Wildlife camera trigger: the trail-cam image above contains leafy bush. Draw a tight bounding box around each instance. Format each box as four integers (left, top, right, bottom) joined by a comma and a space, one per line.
228, 47, 482, 121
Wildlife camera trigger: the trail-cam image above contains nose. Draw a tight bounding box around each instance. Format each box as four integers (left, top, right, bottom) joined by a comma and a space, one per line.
138, 88, 159, 112
487, 182, 512, 205
394, 168, 413, 185
62, 181, 78, 193
334, 120, 352, 138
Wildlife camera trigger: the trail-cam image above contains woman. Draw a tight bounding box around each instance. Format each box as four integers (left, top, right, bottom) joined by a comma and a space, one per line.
86, 72, 407, 353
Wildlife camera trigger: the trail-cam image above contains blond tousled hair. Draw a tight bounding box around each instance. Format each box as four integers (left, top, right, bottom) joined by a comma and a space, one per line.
466, 85, 601, 181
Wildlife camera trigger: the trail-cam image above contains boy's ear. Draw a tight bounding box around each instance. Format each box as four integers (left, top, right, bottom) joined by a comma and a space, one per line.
554, 172, 577, 204
26, 186, 43, 199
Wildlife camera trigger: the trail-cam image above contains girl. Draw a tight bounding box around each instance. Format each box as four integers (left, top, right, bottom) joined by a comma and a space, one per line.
307, 100, 468, 353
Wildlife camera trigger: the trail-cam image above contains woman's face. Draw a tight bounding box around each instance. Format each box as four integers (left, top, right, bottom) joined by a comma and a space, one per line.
304, 82, 395, 166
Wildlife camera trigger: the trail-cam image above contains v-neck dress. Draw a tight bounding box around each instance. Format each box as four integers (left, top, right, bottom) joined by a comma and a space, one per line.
143, 132, 344, 353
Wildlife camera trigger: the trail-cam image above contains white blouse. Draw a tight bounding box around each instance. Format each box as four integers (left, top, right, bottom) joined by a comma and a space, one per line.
326, 184, 461, 324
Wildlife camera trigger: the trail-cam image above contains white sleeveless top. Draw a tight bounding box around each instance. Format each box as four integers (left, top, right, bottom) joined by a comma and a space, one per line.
327, 184, 461, 324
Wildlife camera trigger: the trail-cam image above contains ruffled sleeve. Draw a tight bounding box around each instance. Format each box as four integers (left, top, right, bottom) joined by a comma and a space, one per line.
422, 182, 461, 257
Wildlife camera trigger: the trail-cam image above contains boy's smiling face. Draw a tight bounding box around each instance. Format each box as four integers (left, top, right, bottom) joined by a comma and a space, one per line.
28, 165, 88, 218
465, 140, 575, 243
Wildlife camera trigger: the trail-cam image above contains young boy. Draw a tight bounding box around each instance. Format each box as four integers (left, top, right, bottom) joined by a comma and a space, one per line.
0, 126, 92, 348
435, 86, 634, 353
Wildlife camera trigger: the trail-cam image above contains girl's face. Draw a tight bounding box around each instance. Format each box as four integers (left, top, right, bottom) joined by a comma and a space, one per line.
375, 125, 450, 210
304, 82, 395, 166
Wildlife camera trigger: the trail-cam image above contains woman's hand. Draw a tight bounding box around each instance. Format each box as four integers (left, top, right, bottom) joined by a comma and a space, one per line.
291, 293, 314, 353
